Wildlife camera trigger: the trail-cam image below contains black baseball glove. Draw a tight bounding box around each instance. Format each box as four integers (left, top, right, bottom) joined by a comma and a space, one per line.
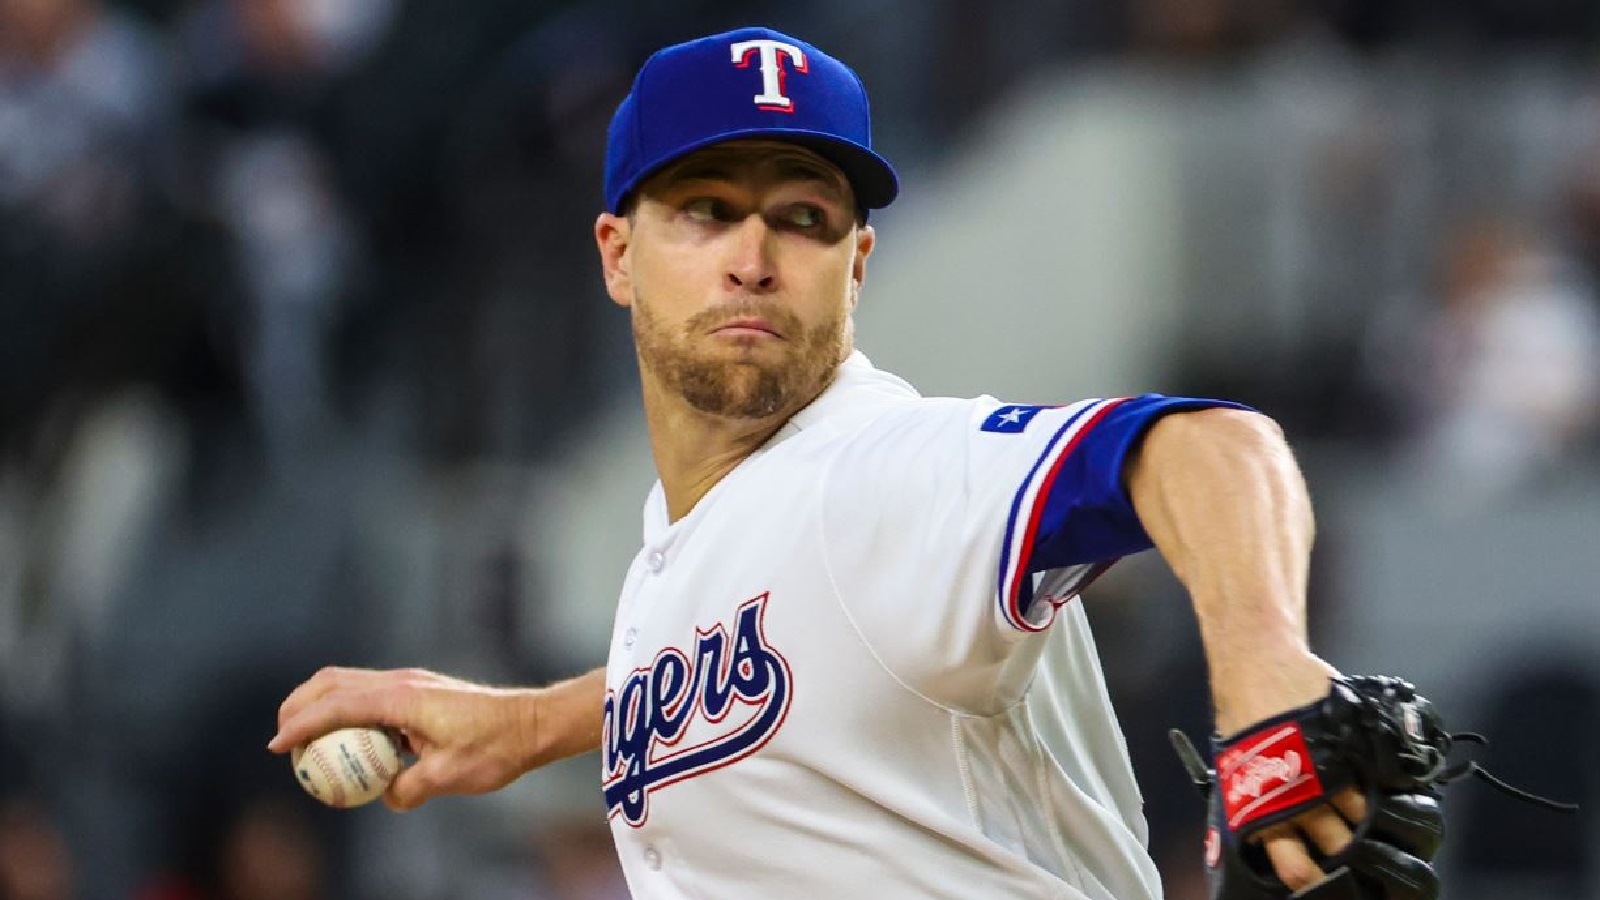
1169, 675, 1575, 900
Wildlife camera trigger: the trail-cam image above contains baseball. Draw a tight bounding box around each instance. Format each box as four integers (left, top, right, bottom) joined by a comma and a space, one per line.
291, 726, 403, 808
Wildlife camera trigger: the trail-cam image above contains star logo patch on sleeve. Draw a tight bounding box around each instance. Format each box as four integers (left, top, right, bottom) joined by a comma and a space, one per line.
981, 405, 1046, 434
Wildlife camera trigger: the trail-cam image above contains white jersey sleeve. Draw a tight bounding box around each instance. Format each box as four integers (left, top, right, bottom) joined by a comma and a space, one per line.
817, 393, 1248, 710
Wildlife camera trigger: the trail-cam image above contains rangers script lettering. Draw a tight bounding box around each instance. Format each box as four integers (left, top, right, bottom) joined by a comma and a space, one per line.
603, 594, 794, 826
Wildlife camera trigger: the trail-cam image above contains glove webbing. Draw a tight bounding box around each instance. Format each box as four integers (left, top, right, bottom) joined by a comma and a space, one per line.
1432, 732, 1578, 813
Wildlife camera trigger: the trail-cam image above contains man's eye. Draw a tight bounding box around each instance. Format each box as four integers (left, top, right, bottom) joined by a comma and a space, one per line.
786, 204, 824, 228
684, 198, 726, 222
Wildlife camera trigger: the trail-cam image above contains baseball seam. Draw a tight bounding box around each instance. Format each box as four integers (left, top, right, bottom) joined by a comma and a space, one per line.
306, 744, 348, 808
356, 731, 396, 783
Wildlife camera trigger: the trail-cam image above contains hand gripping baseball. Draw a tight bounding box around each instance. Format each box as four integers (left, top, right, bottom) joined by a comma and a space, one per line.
270, 667, 545, 810
1170, 675, 1576, 899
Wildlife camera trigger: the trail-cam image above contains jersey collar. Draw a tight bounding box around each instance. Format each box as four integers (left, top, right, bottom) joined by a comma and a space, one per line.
778, 350, 920, 439
641, 351, 918, 540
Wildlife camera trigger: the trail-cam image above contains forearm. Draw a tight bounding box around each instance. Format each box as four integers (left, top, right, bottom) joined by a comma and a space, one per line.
1126, 408, 1332, 734
521, 666, 608, 769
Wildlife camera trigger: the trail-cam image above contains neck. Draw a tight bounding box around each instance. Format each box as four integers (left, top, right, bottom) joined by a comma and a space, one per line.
638, 368, 822, 523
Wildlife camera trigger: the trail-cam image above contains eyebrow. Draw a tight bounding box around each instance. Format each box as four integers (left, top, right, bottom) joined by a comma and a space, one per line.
660, 156, 849, 199
772, 162, 848, 197
666, 163, 733, 184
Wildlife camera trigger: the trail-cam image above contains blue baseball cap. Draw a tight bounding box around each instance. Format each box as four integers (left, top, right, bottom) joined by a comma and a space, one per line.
604, 27, 899, 215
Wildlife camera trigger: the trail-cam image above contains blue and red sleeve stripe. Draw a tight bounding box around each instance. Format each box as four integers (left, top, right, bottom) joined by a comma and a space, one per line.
996, 395, 1255, 632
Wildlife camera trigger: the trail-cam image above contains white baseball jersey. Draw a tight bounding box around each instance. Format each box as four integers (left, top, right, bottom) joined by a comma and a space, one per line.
601, 352, 1241, 899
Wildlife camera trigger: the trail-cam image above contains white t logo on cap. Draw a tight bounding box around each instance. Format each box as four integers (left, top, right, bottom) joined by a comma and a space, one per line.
730, 39, 808, 112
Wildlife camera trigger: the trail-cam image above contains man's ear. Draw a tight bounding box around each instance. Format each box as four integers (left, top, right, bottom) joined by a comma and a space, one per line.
595, 212, 634, 308
850, 224, 875, 309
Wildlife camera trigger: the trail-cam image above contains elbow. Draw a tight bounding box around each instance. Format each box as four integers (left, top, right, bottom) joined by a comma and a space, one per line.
1192, 407, 1283, 442
1210, 409, 1315, 536
1143, 407, 1285, 455
1140, 407, 1313, 529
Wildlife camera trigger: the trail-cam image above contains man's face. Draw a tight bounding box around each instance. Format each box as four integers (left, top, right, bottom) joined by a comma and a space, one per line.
596, 140, 874, 420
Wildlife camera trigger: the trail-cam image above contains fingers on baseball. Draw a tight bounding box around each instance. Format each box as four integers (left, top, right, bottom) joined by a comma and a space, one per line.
270, 667, 404, 753
275, 668, 335, 730
384, 756, 441, 811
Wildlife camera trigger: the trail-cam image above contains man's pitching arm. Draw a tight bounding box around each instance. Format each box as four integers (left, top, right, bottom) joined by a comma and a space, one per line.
1124, 407, 1364, 892
269, 665, 607, 810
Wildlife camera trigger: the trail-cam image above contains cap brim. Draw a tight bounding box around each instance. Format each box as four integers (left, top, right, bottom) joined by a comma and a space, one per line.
614, 127, 899, 214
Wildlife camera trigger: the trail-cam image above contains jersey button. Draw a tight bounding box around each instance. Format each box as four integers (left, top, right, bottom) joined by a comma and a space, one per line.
646, 550, 666, 573
644, 846, 662, 870
623, 627, 637, 649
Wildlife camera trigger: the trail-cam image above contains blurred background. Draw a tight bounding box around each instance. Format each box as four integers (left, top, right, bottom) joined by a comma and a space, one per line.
1, 0, 1597, 897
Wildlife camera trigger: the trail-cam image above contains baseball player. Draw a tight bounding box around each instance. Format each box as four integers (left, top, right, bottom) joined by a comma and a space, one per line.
271, 26, 1478, 900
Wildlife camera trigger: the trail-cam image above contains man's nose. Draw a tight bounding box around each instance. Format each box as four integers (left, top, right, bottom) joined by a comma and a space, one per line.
725, 216, 777, 292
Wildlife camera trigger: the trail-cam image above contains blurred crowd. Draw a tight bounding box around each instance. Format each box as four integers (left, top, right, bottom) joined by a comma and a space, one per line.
2, 0, 1599, 898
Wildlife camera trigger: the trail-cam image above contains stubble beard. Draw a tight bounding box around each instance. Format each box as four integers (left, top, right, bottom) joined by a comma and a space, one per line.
633, 294, 848, 420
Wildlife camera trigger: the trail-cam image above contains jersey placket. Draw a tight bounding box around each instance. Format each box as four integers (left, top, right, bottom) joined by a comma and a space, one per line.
609, 524, 684, 887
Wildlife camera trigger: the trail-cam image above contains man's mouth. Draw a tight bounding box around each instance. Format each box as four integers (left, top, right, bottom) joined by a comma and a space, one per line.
712, 317, 782, 338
